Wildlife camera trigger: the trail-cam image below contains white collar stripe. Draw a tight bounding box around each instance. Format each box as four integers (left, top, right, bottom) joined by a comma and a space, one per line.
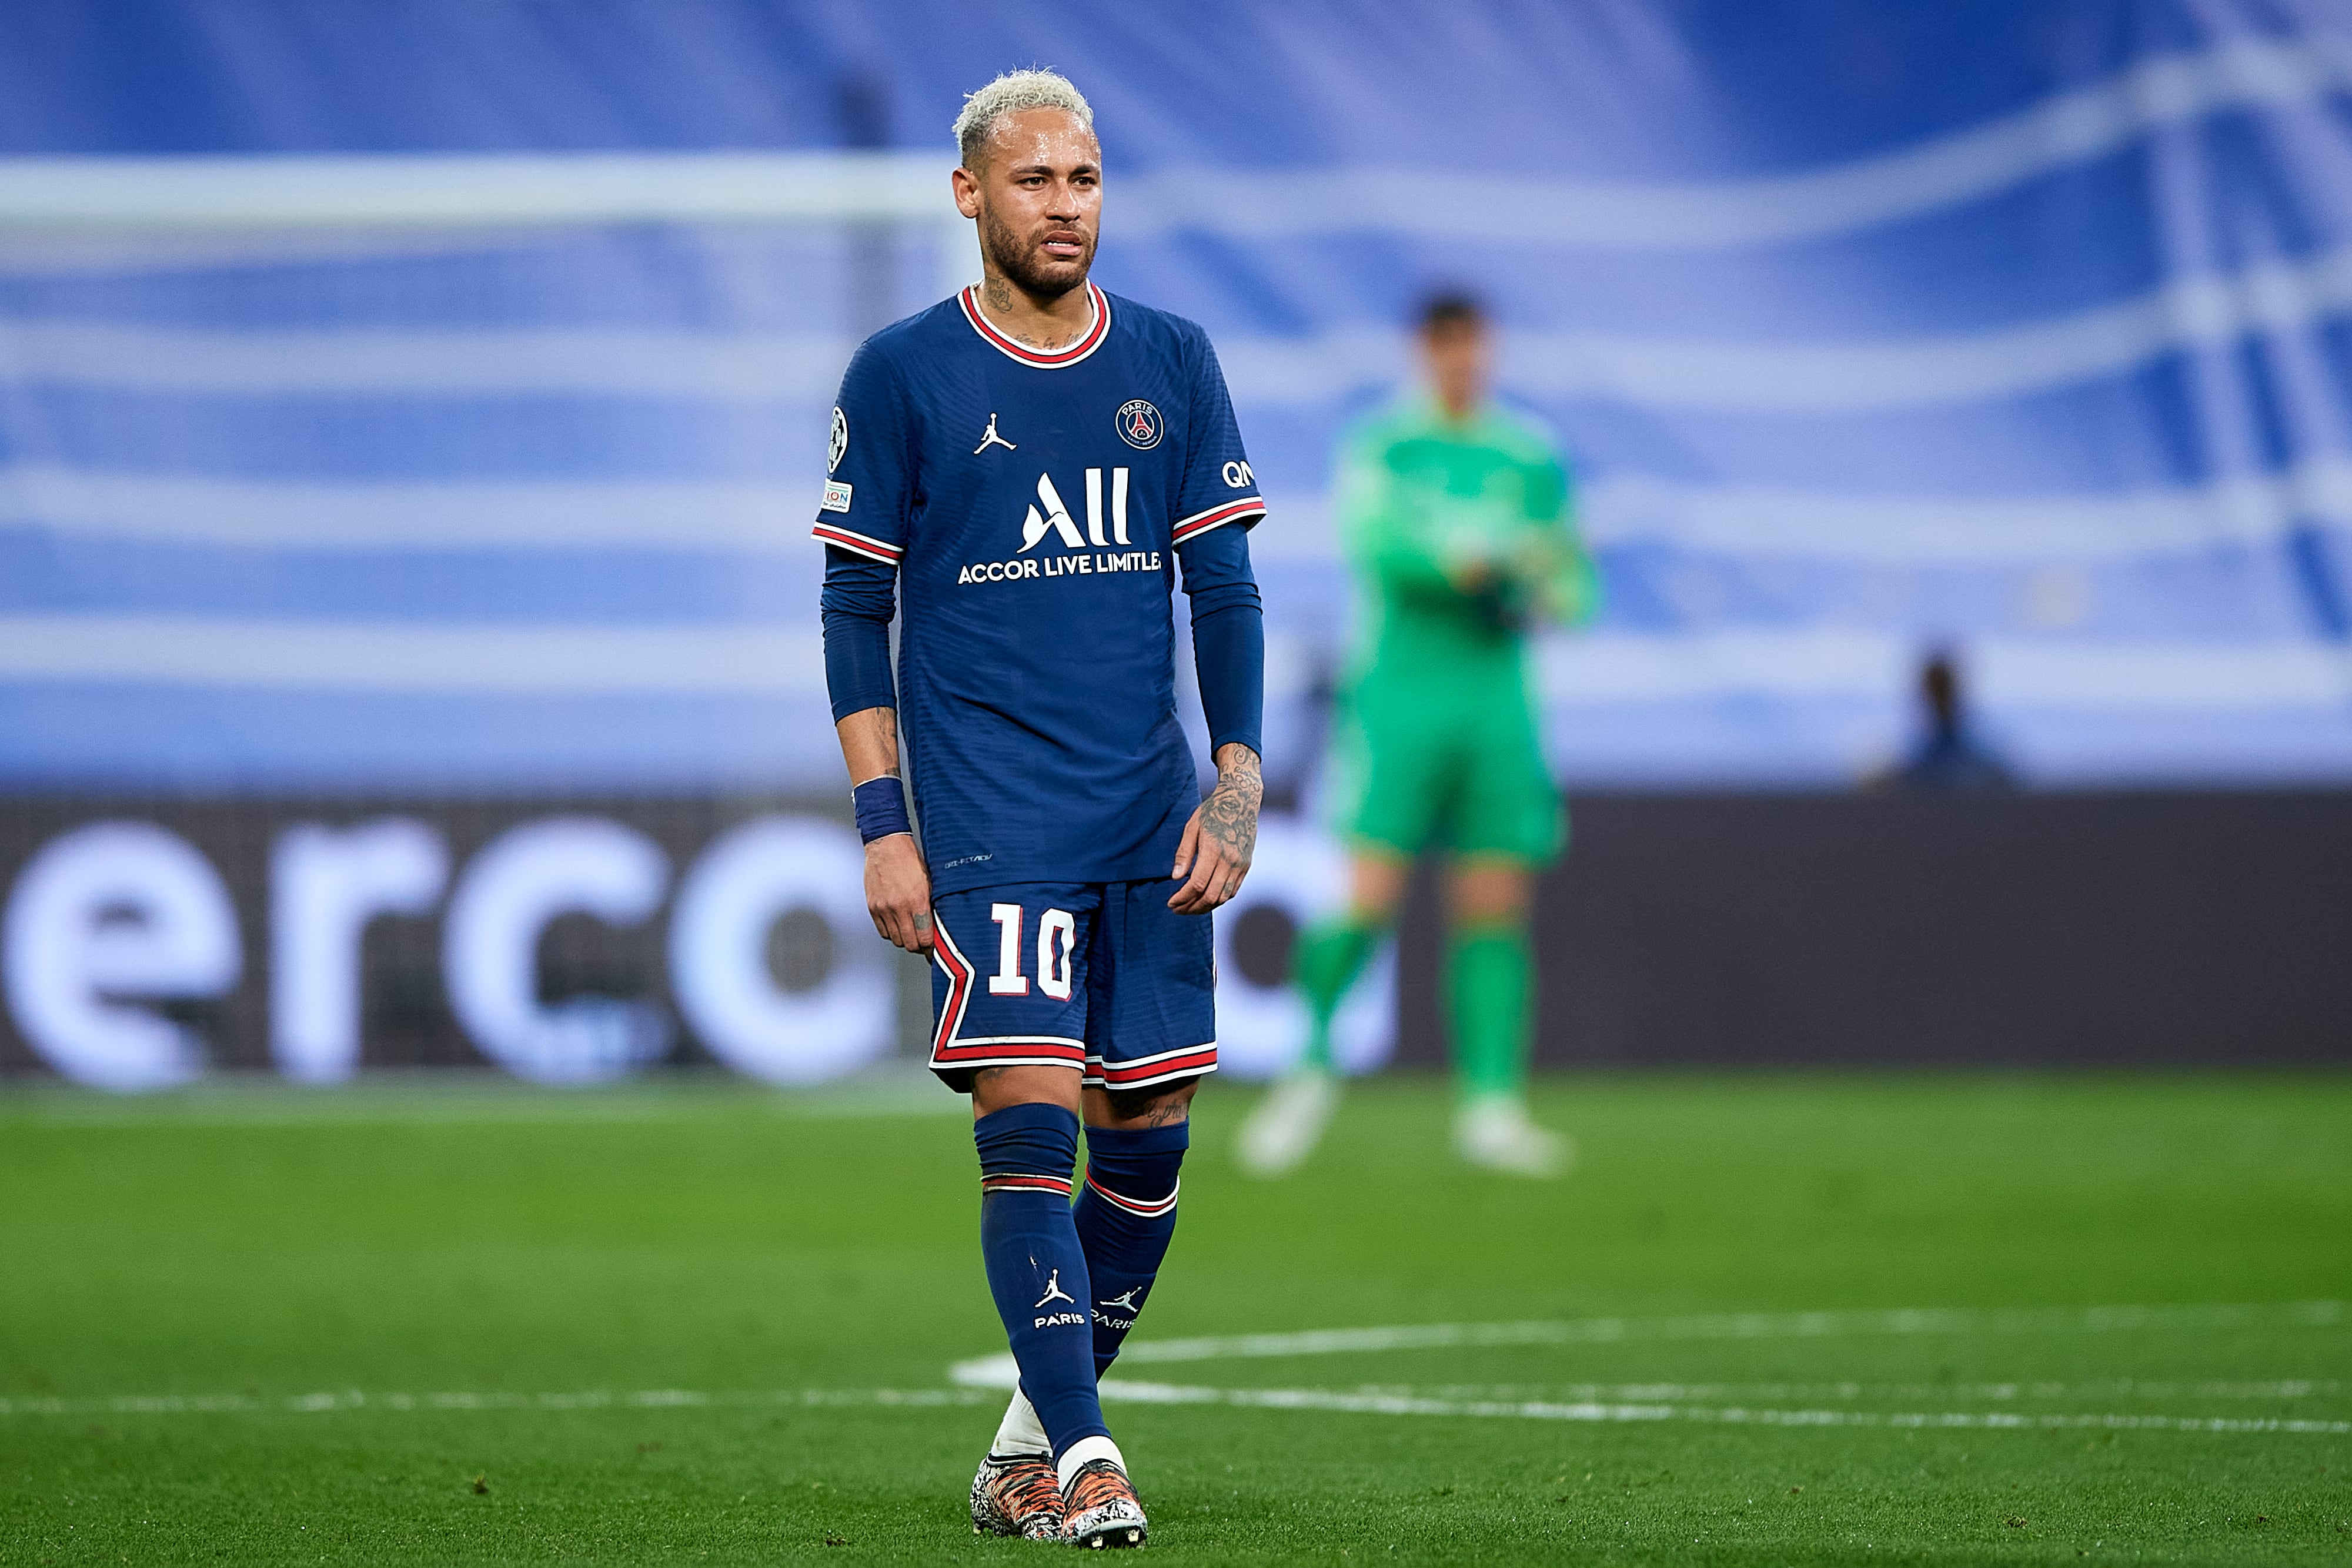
958, 282, 1111, 367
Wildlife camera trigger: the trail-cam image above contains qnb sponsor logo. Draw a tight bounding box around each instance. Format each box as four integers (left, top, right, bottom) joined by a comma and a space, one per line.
1, 813, 894, 1091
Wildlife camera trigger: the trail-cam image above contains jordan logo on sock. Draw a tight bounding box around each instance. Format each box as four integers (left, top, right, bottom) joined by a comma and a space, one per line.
1033, 1269, 1075, 1309
1098, 1287, 1143, 1311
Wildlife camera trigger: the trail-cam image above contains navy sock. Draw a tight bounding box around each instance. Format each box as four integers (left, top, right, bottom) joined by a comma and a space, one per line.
1073, 1120, 1189, 1378
974, 1103, 1110, 1462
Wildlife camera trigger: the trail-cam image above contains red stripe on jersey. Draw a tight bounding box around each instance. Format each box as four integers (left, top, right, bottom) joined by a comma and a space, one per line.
812, 523, 903, 563
1171, 497, 1265, 543
958, 282, 1112, 368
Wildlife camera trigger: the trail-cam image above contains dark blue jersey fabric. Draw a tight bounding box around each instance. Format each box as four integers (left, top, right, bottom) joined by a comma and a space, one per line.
814, 282, 1265, 897
819, 549, 897, 723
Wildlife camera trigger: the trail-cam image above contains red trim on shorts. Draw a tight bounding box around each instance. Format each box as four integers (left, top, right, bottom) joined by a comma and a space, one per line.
930, 917, 975, 1062
1083, 1045, 1220, 1089
933, 1037, 1088, 1066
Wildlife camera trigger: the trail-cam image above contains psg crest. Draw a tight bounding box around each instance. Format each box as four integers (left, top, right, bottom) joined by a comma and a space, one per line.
1115, 399, 1164, 450
828, 406, 848, 472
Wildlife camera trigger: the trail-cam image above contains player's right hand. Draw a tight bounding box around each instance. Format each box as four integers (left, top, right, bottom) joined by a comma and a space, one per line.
864, 834, 934, 953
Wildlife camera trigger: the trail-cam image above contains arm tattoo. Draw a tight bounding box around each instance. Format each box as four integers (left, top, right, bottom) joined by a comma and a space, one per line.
1200, 748, 1262, 871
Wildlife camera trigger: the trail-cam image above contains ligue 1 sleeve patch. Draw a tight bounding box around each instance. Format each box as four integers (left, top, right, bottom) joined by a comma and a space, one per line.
828, 406, 848, 472
821, 479, 853, 513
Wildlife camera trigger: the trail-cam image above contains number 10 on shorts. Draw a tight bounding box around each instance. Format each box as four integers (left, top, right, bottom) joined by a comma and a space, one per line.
988, 902, 1077, 1001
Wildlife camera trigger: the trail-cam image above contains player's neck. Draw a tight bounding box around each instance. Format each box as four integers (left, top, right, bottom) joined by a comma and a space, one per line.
975, 269, 1096, 350
1433, 391, 1481, 426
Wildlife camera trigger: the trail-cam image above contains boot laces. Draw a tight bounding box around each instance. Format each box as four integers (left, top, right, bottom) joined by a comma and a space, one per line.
1001, 1459, 1062, 1520
1067, 1460, 1134, 1513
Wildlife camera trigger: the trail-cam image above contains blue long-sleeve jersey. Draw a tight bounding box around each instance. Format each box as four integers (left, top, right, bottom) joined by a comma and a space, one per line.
816, 283, 1265, 895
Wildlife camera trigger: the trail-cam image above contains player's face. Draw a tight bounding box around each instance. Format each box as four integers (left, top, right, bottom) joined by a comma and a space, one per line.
1422, 319, 1492, 416
958, 109, 1102, 299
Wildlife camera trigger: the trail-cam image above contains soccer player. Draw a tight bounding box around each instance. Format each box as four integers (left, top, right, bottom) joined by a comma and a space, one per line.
1237, 292, 1598, 1179
816, 70, 1264, 1549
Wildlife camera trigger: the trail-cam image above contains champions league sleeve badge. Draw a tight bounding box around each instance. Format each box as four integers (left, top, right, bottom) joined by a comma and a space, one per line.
1115, 399, 1164, 450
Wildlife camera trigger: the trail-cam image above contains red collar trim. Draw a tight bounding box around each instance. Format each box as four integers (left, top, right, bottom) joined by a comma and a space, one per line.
958, 281, 1111, 367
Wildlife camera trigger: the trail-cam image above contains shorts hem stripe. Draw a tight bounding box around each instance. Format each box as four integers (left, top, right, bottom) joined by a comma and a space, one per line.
1083, 1041, 1219, 1070
1082, 1057, 1219, 1091
934, 1040, 1087, 1061
931, 1045, 1088, 1072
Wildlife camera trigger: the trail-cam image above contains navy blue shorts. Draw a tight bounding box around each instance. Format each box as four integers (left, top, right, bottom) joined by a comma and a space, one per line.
928, 879, 1217, 1095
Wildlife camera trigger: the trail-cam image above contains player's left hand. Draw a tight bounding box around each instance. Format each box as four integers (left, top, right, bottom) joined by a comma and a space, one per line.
864, 832, 934, 953
1170, 744, 1262, 915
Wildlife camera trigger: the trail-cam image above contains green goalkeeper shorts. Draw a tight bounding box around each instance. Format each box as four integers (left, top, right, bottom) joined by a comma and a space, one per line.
1324, 663, 1564, 863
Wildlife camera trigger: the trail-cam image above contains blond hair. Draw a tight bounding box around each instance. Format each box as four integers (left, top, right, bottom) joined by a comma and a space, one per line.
953, 69, 1094, 168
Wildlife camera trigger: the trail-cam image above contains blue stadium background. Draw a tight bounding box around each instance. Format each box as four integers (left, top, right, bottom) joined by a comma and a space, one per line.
5, 0, 2351, 793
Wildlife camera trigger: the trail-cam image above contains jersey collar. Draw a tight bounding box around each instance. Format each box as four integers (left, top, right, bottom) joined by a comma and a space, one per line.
958, 280, 1111, 368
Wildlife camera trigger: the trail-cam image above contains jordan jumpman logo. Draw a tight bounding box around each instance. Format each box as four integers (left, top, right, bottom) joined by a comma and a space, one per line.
1033, 1269, 1075, 1308
974, 413, 1017, 454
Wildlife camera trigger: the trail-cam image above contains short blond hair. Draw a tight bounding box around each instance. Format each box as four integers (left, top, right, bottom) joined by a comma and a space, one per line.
953, 69, 1094, 169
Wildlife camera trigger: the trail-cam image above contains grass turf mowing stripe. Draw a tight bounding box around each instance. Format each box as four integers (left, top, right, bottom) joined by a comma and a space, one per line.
1349, 1377, 2346, 1401
0, 1388, 999, 1417
0, 1070, 965, 1128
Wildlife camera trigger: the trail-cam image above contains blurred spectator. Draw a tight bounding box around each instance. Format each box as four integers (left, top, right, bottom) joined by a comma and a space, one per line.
1890, 650, 2014, 790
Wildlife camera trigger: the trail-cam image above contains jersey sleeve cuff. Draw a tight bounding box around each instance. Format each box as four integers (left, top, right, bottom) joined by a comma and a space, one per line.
811, 521, 904, 564
1172, 497, 1266, 544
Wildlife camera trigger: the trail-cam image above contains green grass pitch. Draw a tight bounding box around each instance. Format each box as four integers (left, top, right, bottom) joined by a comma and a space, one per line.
2, 1072, 2347, 1564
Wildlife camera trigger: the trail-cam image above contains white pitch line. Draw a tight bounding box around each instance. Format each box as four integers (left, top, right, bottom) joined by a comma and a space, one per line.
1092, 1380, 2352, 1436
948, 1299, 2347, 1388
4, 1381, 2340, 1440
12, 1303, 2341, 1434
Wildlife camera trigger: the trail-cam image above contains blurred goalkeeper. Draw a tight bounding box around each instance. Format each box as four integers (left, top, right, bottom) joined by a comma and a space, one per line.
1239, 290, 1599, 1178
